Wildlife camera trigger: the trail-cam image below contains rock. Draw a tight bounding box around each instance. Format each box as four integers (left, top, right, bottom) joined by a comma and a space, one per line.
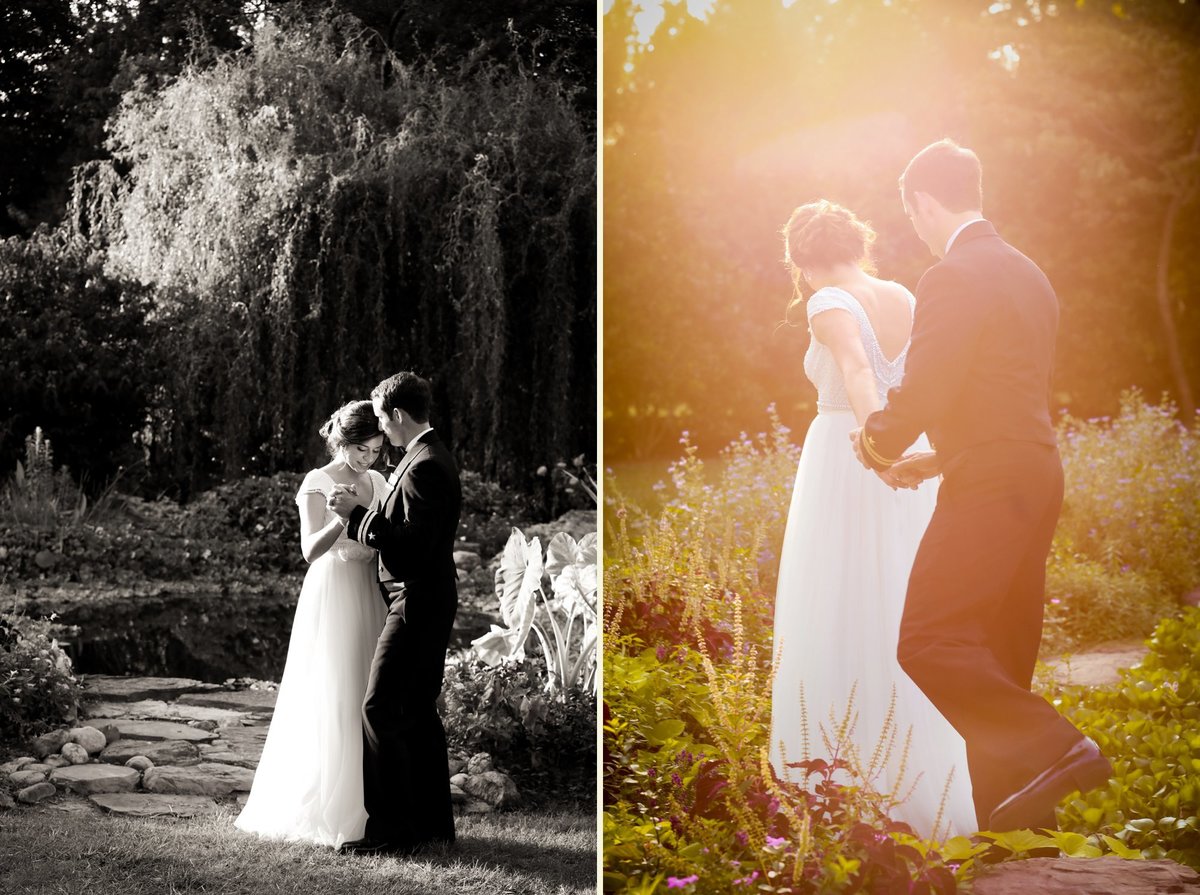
447, 757, 467, 776
462, 799, 492, 814
98, 724, 121, 745
43, 755, 70, 769
60, 743, 90, 765
142, 762, 254, 796
90, 792, 220, 818
34, 549, 58, 569
0, 790, 15, 810
125, 756, 154, 772
82, 675, 220, 704
453, 551, 482, 572
83, 718, 216, 743
31, 730, 70, 759
84, 700, 249, 727
17, 782, 56, 804
973, 857, 1200, 895
9, 770, 48, 788
50, 764, 140, 795
68, 726, 109, 755
201, 726, 267, 768
22, 763, 52, 775
188, 720, 219, 732
466, 752, 494, 775
100, 740, 200, 767
0, 757, 35, 774
449, 783, 469, 804
175, 690, 278, 713
1044, 640, 1149, 688
462, 770, 520, 808
450, 773, 469, 788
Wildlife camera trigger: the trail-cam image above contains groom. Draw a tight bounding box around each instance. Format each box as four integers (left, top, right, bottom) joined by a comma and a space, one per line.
850, 140, 1112, 831
328, 371, 462, 855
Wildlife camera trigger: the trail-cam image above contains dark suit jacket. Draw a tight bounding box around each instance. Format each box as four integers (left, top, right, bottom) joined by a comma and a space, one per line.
346, 429, 461, 593
863, 220, 1059, 468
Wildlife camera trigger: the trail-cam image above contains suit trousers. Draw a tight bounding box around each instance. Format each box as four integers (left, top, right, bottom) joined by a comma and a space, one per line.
361, 580, 458, 845
897, 440, 1082, 828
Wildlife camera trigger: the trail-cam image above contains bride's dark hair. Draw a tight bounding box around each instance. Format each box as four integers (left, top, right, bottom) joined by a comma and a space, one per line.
781, 200, 877, 326
319, 400, 379, 456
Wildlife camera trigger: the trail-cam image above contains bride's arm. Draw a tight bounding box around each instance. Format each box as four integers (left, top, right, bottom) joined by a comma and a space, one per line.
811, 309, 880, 426
298, 492, 345, 563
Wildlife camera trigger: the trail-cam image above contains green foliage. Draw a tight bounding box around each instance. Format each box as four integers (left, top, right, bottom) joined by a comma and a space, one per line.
0, 229, 153, 484
1042, 392, 1200, 653
0, 612, 82, 741
1044, 610, 1200, 868
604, 429, 966, 892
71, 11, 594, 493
440, 655, 595, 800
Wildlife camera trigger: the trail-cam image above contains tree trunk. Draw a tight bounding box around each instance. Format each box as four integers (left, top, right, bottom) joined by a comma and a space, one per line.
1155, 125, 1200, 425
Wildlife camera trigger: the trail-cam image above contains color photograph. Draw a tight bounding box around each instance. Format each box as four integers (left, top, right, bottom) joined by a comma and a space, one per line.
603, 1, 1200, 892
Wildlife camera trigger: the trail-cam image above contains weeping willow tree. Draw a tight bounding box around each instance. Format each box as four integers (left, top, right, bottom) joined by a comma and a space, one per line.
70, 14, 595, 493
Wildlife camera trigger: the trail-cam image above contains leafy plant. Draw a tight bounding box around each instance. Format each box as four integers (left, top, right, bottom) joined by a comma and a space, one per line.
0, 612, 82, 741
1044, 609, 1200, 868
473, 528, 598, 694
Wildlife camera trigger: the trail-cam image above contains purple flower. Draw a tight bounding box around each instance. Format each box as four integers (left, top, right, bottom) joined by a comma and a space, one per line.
667, 875, 699, 888
735, 830, 749, 847
765, 835, 787, 848
671, 773, 682, 786
734, 872, 761, 886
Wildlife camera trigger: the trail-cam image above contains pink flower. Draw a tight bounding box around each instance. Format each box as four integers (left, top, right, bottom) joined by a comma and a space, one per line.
667, 875, 699, 888
765, 835, 787, 848
734, 871, 761, 886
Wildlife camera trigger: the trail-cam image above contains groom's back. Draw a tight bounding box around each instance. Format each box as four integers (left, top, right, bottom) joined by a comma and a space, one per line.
918, 223, 1059, 461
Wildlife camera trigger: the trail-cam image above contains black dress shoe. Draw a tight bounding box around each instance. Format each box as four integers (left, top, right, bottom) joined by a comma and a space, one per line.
338, 837, 407, 857
988, 738, 1113, 831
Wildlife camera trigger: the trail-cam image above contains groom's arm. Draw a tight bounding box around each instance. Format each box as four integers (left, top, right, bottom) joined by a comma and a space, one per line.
346, 462, 444, 579
861, 266, 986, 470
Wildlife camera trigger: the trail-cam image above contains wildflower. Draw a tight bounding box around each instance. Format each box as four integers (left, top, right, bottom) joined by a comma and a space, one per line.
735, 830, 748, 847
765, 835, 787, 848
667, 875, 699, 888
671, 772, 682, 786
733, 871, 760, 886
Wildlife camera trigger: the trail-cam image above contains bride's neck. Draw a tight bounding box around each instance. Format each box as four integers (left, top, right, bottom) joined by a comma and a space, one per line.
811, 264, 868, 292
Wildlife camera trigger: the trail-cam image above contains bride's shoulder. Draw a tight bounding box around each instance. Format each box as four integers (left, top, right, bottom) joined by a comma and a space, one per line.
298, 466, 336, 494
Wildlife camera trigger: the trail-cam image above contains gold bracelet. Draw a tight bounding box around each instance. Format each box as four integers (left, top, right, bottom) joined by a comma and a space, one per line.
861, 432, 900, 468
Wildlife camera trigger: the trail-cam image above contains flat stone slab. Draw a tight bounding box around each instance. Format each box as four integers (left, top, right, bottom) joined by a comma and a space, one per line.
175, 689, 277, 713
84, 718, 216, 743
973, 857, 1200, 895
195, 727, 267, 768
1045, 640, 1150, 688
143, 763, 255, 796
83, 676, 220, 703
99, 740, 201, 767
90, 792, 221, 818
83, 700, 250, 726
49, 764, 140, 795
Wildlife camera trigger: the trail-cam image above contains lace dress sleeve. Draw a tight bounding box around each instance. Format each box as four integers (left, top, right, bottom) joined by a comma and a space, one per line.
806, 287, 859, 326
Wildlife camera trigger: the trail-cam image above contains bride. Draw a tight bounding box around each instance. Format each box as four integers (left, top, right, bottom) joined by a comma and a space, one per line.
767, 200, 976, 838
236, 399, 389, 847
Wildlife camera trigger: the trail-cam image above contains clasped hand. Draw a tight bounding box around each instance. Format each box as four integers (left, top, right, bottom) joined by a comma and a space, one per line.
326, 483, 369, 520
848, 428, 941, 491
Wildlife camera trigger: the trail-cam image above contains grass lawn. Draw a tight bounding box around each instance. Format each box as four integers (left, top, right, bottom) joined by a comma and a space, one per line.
0, 801, 596, 895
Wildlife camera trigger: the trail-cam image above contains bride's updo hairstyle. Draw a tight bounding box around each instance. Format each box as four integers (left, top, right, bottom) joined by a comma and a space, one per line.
783, 199, 876, 278
781, 200, 876, 324
319, 400, 380, 457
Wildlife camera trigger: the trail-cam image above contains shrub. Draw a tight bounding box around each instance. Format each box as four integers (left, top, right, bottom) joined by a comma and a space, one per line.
1046, 609, 1200, 868
0, 229, 153, 487
440, 655, 595, 800
0, 613, 82, 741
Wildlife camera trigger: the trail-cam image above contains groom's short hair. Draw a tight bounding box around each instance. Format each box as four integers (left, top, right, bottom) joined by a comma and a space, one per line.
900, 139, 983, 213
372, 372, 432, 423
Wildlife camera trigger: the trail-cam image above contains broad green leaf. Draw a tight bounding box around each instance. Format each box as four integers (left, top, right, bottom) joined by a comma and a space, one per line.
1101, 834, 1145, 859
646, 718, 686, 745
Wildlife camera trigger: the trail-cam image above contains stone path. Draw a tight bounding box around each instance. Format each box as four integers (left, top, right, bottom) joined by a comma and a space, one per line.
1043, 638, 1151, 688
1, 674, 517, 819
974, 856, 1200, 894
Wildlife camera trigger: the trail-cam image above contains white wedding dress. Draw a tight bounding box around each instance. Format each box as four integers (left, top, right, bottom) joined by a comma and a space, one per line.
768, 285, 977, 839
235, 468, 389, 847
